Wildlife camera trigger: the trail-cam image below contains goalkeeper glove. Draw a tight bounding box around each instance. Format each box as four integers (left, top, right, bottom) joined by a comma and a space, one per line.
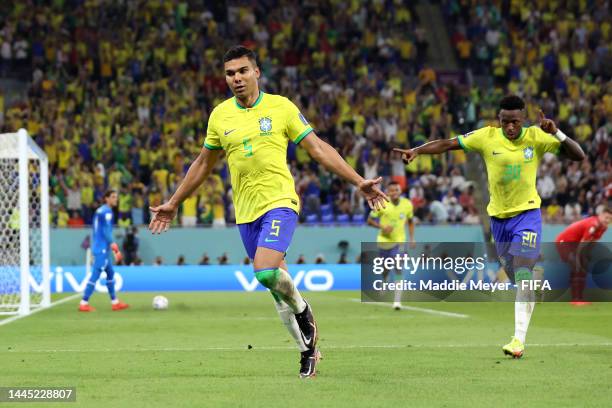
111, 243, 123, 263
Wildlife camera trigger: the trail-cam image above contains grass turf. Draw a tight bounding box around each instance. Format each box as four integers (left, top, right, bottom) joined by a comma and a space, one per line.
1, 291, 611, 407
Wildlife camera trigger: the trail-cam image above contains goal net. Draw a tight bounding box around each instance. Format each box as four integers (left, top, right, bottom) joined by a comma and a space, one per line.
0, 129, 50, 316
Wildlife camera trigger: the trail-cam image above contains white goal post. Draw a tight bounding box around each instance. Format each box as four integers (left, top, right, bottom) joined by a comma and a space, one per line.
0, 129, 50, 316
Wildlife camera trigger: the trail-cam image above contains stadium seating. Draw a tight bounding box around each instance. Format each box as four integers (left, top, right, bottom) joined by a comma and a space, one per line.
0, 0, 608, 228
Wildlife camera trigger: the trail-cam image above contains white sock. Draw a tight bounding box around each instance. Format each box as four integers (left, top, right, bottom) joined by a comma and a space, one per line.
394, 273, 402, 303
274, 299, 309, 352
514, 273, 536, 343
394, 289, 402, 304
514, 299, 535, 343
80, 300, 88, 306
111, 299, 119, 305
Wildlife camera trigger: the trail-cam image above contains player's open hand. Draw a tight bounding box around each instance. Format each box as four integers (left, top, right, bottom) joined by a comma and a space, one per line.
393, 147, 418, 164
359, 177, 389, 211
538, 109, 557, 135
149, 202, 178, 234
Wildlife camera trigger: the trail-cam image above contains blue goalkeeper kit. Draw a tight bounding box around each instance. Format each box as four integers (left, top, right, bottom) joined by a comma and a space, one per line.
84, 204, 116, 301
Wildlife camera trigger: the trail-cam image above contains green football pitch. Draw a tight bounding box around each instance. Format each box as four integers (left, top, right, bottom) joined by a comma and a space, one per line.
1, 291, 611, 407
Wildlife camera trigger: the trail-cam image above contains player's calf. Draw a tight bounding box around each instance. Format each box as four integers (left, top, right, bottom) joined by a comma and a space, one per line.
507, 266, 535, 358
254, 267, 307, 313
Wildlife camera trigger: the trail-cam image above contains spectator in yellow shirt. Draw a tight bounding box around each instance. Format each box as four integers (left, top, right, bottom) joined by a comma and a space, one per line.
574, 118, 592, 142
181, 192, 198, 227
56, 205, 70, 227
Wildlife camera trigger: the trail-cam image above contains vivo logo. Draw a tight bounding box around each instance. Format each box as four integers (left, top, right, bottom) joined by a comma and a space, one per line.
234, 269, 334, 291
31, 267, 124, 293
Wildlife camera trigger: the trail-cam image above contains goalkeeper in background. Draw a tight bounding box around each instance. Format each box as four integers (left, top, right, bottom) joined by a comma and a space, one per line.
79, 190, 129, 312
367, 181, 415, 310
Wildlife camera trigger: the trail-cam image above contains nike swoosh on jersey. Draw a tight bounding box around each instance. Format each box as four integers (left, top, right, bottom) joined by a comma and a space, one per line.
492, 151, 502, 155
224, 129, 237, 136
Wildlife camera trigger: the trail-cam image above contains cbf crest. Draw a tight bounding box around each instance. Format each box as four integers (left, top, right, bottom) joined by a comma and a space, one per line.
259, 117, 272, 135
523, 146, 534, 161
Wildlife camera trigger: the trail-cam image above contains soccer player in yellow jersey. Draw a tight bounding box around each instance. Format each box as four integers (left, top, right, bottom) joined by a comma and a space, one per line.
394, 95, 585, 358
367, 181, 415, 310
148, 46, 388, 378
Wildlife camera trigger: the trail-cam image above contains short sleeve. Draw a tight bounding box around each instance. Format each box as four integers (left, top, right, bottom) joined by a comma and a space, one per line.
582, 226, 596, 241
369, 209, 381, 219
534, 127, 561, 156
204, 109, 223, 150
581, 220, 599, 241
284, 98, 313, 144
456, 127, 489, 154
404, 200, 414, 219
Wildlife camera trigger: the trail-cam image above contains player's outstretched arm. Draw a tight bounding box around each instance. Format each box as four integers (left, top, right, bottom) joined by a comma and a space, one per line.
300, 132, 389, 210
393, 138, 461, 164
538, 110, 585, 161
149, 147, 222, 234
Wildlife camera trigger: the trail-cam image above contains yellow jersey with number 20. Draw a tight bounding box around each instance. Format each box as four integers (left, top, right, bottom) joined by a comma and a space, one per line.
457, 126, 560, 219
204, 92, 313, 224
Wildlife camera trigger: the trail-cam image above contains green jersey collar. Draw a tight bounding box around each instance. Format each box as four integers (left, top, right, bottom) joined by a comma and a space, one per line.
234, 91, 264, 110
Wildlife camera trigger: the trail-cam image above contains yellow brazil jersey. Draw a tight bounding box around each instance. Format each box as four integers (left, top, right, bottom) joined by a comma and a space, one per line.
457, 126, 560, 218
204, 92, 313, 224
370, 197, 414, 247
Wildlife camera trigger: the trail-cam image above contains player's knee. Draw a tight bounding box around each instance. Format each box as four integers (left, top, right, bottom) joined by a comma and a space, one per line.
254, 268, 280, 289
89, 272, 101, 283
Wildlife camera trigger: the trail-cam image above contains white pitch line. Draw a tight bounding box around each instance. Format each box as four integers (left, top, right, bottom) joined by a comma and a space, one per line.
350, 298, 470, 318
0, 294, 81, 327
2, 343, 611, 354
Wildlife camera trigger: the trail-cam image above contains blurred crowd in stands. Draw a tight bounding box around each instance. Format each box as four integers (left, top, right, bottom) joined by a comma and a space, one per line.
0, 0, 609, 228
444, 0, 611, 222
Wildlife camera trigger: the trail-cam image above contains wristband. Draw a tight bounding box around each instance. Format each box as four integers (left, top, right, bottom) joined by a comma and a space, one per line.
554, 129, 568, 142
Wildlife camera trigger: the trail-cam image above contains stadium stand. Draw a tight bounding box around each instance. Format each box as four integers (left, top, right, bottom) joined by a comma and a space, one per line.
0, 0, 608, 227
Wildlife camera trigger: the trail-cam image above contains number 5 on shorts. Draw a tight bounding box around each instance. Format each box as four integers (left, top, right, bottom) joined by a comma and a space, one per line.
271, 220, 281, 237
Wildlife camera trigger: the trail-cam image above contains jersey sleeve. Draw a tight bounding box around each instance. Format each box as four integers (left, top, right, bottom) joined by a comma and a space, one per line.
103, 211, 113, 244
369, 209, 381, 219
404, 200, 414, 219
580, 219, 601, 241
582, 226, 596, 241
534, 127, 561, 156
204, 109, 223, 150
283, 98, 313, 144
456, 127, 489, 154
